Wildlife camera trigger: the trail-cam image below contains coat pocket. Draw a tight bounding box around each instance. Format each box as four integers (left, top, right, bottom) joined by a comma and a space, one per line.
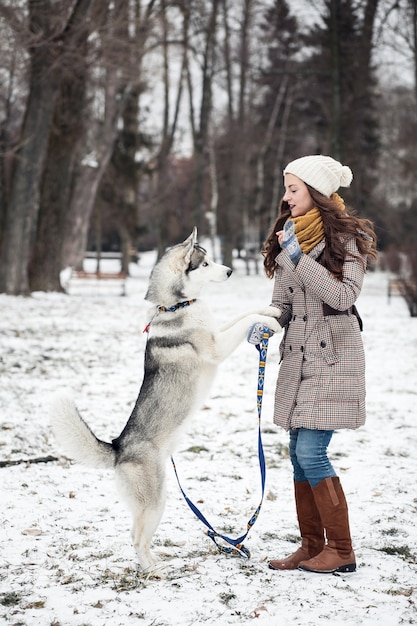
279, 324, 289, 363
317, 321, 339, 365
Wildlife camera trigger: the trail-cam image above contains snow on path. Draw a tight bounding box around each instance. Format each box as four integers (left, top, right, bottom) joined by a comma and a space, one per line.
0, 257, 416, 625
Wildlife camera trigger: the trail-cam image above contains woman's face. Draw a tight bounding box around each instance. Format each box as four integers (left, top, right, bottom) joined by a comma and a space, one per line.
283, 173, 314, 217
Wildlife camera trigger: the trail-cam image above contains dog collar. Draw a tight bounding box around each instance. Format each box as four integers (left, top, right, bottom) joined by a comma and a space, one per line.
143, 300, 197, 334
157, 299, 197, 313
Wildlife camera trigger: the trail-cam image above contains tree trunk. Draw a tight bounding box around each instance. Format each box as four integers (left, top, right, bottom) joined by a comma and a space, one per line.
29, 57, 88, 292
349, 0, 379, 211
252, 77, 288, 249
0, 36, 58, 294
190, 0, 220, 233
29, 0, 103, 291
412, 0, 417, 104
269, 85, 293, 226
330, 0, 342, 160
99, 0, 157, 263
63, 0, 135, 270
0, 0, 97, 295
221, 0, 253, 269
152, 0, 189, 259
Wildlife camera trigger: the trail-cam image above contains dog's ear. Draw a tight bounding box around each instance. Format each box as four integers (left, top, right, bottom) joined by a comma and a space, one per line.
183, 227, 197, 263
184, 227, 197, 246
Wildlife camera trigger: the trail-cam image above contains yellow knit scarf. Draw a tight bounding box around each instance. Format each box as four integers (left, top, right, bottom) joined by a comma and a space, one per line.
290, 207, 324, 254
289, 194, 345, 254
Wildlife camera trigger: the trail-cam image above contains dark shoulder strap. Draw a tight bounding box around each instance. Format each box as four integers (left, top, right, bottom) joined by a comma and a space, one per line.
351, 304, 363, 331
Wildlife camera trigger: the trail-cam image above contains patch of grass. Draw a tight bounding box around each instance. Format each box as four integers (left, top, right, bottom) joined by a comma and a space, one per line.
186, 445, 209, 453
100, 567, 148, 591
283, 533, 299, 544
91, 550, 114, 560
332, 451, 348, 458
183, 546, 216, 560
381, 527, 400, 536
68, 540, 93, 551
55, 570, 84, 586
267, 458, 283, 469
378, 544, 417, 563
239, 563, 263, 577
260, 531, 280, 541
384, 447, 409, 458
219, 591, 236, 606
275, 442, 289, 457
0, 591, 21, 606
219, 523, 237, 534
386, 587, 414, 597
160, 538, 178, 548
24, 599, 46, 609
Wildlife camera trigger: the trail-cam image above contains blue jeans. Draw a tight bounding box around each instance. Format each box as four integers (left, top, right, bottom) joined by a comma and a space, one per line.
289, 428, 337, 488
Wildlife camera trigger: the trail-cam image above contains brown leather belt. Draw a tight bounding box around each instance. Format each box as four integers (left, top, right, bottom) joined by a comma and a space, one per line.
322, 303, 363, 331
322, 303, 351, 316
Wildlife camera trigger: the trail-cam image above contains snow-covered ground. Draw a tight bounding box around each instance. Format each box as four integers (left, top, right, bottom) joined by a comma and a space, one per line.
1, 251, 416, 625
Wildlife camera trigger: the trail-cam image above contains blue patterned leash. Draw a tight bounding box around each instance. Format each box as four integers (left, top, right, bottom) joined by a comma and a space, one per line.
171, 324, 272, 559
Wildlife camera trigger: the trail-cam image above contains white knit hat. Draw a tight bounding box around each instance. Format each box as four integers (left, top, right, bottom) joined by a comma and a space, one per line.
284, 155, 353, 197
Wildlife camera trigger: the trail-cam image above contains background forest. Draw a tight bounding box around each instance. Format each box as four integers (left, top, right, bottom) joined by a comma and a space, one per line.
0, 0, 416, 296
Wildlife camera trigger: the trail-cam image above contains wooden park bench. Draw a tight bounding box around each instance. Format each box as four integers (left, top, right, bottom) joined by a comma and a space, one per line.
387, 278, 403, 301
68, 268, 128, 296
388, 276, 417, 317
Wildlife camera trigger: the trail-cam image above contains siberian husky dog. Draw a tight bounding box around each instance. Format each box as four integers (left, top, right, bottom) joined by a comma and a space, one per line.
51, 228, 281, 572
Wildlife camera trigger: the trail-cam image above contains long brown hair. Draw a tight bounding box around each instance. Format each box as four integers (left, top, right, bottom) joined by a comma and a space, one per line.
262, 185, 378, 279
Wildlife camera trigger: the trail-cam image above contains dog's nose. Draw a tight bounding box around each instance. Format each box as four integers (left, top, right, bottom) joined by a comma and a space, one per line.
227, 268, 233, 277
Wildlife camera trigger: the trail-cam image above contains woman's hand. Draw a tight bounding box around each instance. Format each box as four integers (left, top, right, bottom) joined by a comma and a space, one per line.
276, 230, 284, 245
280, 221, 302, 265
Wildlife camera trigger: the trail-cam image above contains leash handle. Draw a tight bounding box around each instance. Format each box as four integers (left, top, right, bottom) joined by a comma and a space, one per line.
171, 327, 271, 559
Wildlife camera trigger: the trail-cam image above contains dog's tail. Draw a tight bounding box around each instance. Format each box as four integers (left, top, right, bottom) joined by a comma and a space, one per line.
50, 393, 115, 470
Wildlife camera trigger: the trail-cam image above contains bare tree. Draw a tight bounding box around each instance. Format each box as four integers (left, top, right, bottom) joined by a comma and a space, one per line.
251, 0, 300, 234
215, 0, 255, 268
412, 0, 417, 101
98, 0, 159, 271
148, 0, 188, 258
252, 77, 288, 238
29, 1, 107, 292
62, 56, 123, 271
186, 0, 221, 234
0, 0, 100, 295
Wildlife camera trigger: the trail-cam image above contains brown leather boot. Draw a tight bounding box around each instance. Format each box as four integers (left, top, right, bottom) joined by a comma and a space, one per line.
269, 481, 324, 571
298, 477, 356, 574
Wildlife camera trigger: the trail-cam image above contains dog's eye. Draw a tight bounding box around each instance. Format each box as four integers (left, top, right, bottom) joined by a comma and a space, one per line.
202, 262, 209, 267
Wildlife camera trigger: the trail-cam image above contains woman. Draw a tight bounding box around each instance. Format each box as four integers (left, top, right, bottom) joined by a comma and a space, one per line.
262, 155, 377, 574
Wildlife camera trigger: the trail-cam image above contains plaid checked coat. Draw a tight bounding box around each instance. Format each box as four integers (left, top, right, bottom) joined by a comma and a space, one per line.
271, 237, 366, 431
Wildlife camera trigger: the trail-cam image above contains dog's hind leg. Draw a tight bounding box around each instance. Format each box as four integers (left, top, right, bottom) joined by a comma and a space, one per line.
115, 458, 167, 573
130, 498, 166, 571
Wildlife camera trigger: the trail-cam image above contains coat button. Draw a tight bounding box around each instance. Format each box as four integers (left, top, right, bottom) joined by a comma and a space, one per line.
320, 340, 326, 348
289, 287, 294, 293
289, 345, 292, 351
303, 315, 307, 321
293, 315, 296, 321
300, 346, 304, 352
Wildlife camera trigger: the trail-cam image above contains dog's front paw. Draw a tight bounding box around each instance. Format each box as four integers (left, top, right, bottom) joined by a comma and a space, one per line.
258, 305, 282, 319
247, 316, 281, 344
259, 316, 281, 334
